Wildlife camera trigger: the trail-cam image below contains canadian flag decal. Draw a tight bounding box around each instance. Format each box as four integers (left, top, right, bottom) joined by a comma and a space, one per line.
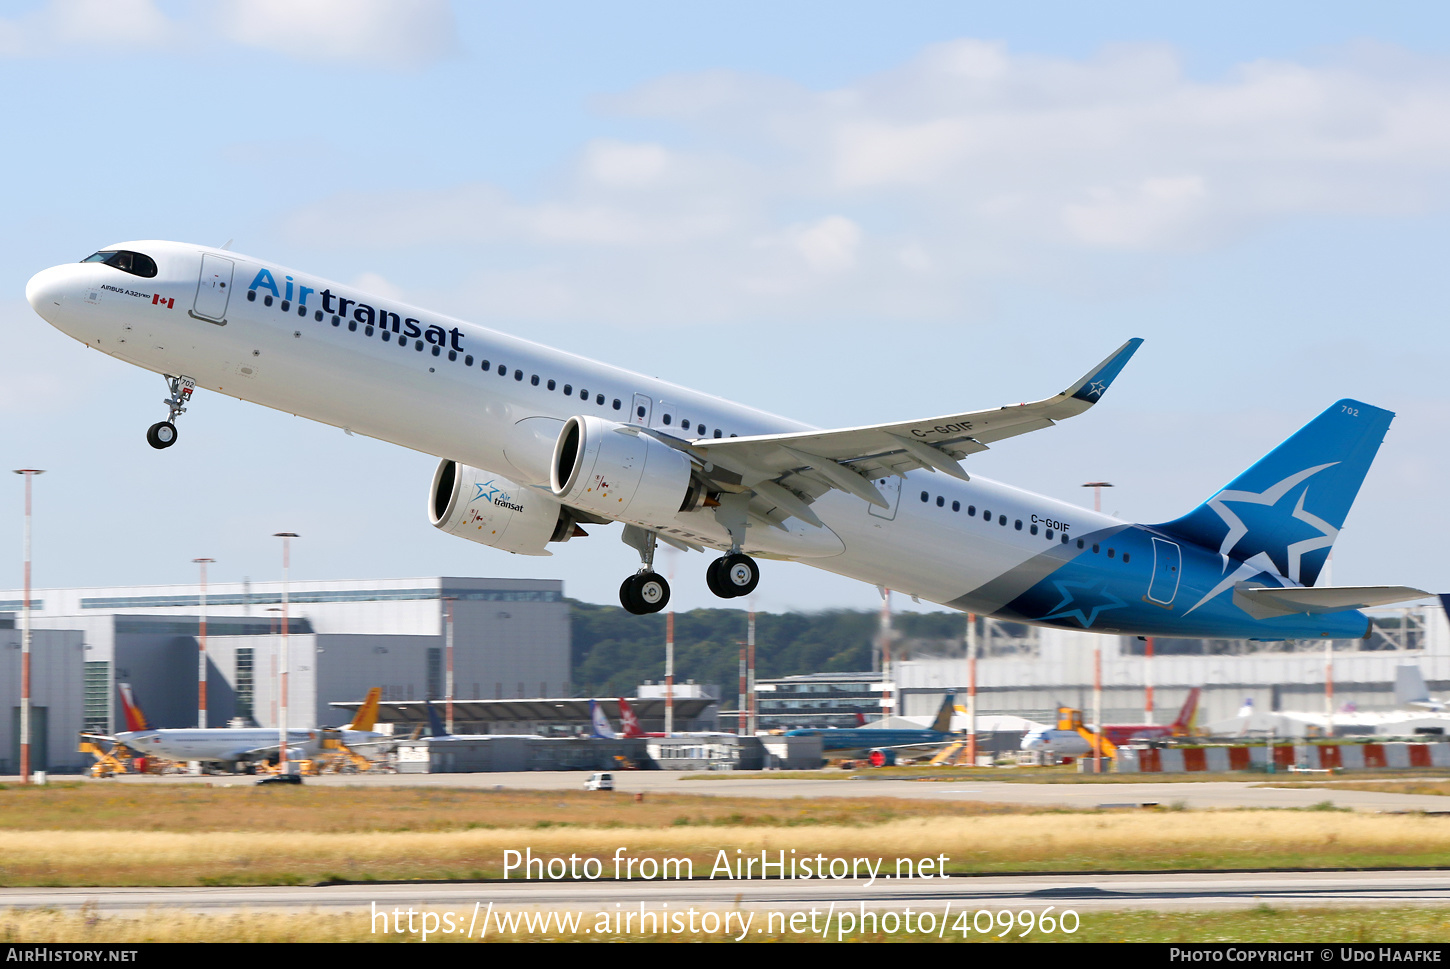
152, 294, 175, 309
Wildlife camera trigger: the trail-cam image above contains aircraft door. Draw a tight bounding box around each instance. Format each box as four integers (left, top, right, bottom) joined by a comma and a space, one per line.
631, 393, 652, 427
1147, 537, 1182, 606
192, 254, 234, 323
867, 475, 902, 521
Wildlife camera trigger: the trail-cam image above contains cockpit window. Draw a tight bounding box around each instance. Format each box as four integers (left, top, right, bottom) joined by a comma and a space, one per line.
82, 250, 158, 278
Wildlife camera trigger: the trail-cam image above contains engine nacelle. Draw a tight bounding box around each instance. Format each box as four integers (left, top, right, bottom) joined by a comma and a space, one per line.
429, 460, 577, 556
550, 416, 698, 526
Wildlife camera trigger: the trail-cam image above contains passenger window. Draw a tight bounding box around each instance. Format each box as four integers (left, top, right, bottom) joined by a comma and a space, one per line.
580, 389, 588, 400
247, 291, 256, 302
547, 379, 555, 390
1045, 528, 1052, 540
264, 295, 273, 306
596, 394, 605, 405
348, 320, 357, 332
331, 316, 340, 327
448, 350, 456, 361
636, 405, 646, 418
715, 430, 723, 438
920, 491, 928, 502
1077, 539, 1085, 549
514, 370, 523, 381
465, 355, 473, 367
936, 496, 945, 507
281, 300, 290, 312
1015, 520, 1023, 531
314, 310, 323, 322
498, 365, 507, 375
1092, 544, 1100, 553
1122, 553, 1130, 563
663, 414, 672, 425
682, 420, 691, 430
1108, 548, 1116, 559
531, 374, 539, 385
366, 325, 374, 337
967, 505, 975, 515
612, 398, 621, 410
998, 515, 1006, 526
564, 384, 573, 395
952, 501, 960, 512
382, 330, 390, 342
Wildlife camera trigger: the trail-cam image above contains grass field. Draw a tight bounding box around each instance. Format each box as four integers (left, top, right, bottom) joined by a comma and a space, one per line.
4, 785, 1450, 886
4, 905, 1449, 943
686, 766, 1450, 785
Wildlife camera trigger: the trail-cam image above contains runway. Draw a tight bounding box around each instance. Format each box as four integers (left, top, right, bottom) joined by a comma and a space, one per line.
3, 870, 1448, 919
72, 768, 1450, 813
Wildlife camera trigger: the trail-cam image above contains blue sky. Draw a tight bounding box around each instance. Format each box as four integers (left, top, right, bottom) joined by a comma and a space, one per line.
4, 1, 1450, 614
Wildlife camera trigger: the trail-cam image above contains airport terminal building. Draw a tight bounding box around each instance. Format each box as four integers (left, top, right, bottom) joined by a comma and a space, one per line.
0, 576, 569, 773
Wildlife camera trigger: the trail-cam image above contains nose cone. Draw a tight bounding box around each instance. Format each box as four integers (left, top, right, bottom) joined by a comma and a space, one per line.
26, 265, 70, 322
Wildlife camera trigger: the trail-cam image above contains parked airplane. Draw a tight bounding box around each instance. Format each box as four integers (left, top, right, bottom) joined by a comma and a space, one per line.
784, 693, 958, 758
1020, 688, 1202, 755
589, 699, 617, 739
26, 243, 1428, 631
617, 697, 666, 738
96, 683, 387, 771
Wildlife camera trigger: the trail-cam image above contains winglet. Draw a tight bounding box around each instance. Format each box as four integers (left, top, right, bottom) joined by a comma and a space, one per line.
1064, 338, 1143, 404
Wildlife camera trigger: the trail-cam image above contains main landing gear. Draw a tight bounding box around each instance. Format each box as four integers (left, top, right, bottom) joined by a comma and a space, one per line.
147, 375, 194, 450
706, 552, 760, 599
619, 526, 671, 616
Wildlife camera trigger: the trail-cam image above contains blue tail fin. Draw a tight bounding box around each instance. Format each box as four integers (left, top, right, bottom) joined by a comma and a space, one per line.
426, 698, 449, 738
1153, 399, 1393, 586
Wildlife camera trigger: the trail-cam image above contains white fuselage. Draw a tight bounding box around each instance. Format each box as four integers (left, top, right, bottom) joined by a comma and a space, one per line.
27, 241, 1121, 609
116, 726, 380, 765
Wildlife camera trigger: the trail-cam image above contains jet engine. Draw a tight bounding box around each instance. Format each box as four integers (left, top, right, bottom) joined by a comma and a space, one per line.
429, 460, 580, 556
550, 416, 707, 526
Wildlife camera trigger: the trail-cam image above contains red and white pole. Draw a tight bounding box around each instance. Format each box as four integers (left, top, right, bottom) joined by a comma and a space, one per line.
13, 470, 43, 783
194, 558, 214, 728
274, 533, 297, 774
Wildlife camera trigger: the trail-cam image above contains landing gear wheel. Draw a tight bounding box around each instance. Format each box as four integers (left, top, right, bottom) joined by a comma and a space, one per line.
705, 557, 730, 598
146, 421, 178, 449
620, 572, 670, 615
707, 553, 760, 598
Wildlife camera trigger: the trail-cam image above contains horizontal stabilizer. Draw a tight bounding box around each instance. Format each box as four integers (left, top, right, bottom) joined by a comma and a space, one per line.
1233, 583, 1428, 619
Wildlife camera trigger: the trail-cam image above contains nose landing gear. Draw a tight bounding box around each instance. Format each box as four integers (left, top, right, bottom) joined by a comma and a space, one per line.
147, 375, 194, 450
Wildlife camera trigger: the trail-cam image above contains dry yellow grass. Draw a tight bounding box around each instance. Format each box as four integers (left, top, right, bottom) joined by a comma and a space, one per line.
4, 811, 1450, 885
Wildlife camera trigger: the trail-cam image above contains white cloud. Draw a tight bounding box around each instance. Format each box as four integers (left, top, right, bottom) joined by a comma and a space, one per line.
0, 0, 179, 55
281, 38, 1450, 325
214, 0, 458, 67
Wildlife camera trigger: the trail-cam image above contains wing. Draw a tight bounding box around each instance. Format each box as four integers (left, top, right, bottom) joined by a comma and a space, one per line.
689, 338, 1143, 523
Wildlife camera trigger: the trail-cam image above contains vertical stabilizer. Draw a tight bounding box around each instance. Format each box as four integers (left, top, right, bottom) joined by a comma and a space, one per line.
618, 698, 647, 738
931, 693, 956, 733
1154, 400, 1393, 586
117, 683, 150, 732
347, 687, 382, 732
425, 698, 450, 738
590, 700, 617, 739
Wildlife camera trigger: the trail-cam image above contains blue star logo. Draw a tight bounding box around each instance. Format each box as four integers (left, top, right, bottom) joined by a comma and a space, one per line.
1041, 579, 1127, 628
472, 480, 501, 504
1206, 463, 1337, 583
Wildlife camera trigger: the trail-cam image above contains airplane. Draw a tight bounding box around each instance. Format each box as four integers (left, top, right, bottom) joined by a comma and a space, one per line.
1020, 688, 1202, 755
617, 697, 665, 738
589, 699, 616, 739
26, 242, 1430, 634
94, 683, 388, 772
784, 693, 958, 758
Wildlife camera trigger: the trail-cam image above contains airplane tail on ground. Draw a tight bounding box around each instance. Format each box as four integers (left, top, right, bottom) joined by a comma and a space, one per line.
618, 698, 647, 739
1170, 688, 1201, 734
1153, 400, 1393, 587
590, 700, 616, 739
425, 698, 451, 738
346, 687, 382, 732
117, 683, 150, 732
930, 693, 956, 733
